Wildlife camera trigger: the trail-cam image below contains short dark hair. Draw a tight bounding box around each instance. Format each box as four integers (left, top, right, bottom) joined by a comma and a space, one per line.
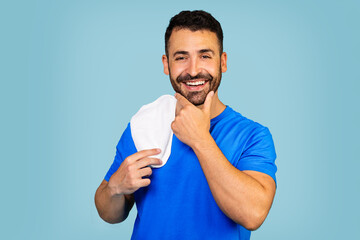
165, 10, 223, 56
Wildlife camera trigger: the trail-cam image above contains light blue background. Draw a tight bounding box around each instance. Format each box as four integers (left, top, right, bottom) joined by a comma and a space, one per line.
1, 0, 359, 239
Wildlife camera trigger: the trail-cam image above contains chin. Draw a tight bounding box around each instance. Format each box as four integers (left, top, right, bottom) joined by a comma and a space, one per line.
185, 92, 207, 106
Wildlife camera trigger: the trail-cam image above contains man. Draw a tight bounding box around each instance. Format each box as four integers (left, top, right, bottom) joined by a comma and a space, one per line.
95, 10, 277, 240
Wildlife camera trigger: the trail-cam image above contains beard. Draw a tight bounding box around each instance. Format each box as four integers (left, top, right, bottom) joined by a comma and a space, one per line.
169, 66, 222, 106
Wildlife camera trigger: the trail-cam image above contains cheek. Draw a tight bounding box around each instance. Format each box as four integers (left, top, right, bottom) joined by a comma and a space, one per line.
204, 61, 219, 73
169, 65, 185, 79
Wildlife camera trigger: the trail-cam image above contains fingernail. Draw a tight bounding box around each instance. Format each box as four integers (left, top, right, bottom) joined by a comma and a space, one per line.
157, 148, 161, 153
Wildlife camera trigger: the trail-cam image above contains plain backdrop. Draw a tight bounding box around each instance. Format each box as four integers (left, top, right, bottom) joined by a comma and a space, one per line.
1, 0, 359, 239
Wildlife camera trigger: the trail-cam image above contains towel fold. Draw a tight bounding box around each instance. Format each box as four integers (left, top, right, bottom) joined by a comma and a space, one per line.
130, 95, 177, 168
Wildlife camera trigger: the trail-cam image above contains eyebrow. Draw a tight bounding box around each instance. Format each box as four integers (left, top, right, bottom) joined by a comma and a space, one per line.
173, 49, 215, 57
199, 49, 215, 55
173, 51, 189, 57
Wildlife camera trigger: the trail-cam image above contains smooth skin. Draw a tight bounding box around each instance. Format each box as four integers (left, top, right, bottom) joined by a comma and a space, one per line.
95, 29, 276, 230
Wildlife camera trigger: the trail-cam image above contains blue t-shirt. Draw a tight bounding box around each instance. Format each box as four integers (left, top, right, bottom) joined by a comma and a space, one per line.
105, 106, 277, 240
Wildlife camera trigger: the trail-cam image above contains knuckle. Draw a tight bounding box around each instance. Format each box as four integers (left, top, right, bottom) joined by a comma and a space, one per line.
128, 171, 136, 180
130, 155, 136, 161
128, 178, 137, 187
173, 117, 180, 124
123, 157, 130, 164
127, 179, 134, 187
126, 165, 133, 172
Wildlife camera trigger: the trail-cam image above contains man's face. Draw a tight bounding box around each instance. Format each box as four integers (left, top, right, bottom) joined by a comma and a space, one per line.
162, 29, 227, 106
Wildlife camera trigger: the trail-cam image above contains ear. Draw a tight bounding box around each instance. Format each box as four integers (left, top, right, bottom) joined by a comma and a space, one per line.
162, 55, 169, 75
220, 52, 227, 73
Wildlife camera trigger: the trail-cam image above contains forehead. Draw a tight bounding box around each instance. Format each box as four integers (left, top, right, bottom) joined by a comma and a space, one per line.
168, 29, 219, 54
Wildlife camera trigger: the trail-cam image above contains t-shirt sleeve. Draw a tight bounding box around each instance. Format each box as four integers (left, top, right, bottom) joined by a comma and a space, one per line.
104, 123, 138, 182
236, 126, 277, 185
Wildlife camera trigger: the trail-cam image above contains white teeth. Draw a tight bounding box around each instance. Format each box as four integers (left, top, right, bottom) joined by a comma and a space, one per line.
185, 81, 205, 86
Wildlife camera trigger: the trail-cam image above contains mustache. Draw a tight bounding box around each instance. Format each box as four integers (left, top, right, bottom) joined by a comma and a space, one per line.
176, 72, 213, 82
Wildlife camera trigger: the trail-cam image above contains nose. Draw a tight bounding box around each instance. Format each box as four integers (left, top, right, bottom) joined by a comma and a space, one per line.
187, 57, 201, 77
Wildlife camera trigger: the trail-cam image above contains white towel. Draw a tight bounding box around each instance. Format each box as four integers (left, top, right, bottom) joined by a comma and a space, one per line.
130, 95, 177, 168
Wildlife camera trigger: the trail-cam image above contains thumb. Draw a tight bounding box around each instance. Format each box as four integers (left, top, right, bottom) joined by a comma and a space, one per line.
203, 91, 214, 114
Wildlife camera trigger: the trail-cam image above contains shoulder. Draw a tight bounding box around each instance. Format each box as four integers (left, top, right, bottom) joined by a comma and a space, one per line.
222, 106, 271, 136
220, 107, 276, 155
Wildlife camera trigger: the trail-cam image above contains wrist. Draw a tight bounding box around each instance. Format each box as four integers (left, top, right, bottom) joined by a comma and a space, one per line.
191, 132, 214, 152
106, 182, 124, 198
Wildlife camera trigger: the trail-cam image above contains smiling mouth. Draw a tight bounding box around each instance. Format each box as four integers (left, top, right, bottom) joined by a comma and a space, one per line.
184, 80, 207, 86
181, 79, 209, 90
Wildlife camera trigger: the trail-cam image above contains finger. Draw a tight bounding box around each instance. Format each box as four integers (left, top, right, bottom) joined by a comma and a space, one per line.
203, 91, 214, 114
175, 100, 182, 116
175, 93, 192, 108
139, 167, 152, 177
136, 157, 162, 169
127, 148, 161, 163
138, 178, 151, 188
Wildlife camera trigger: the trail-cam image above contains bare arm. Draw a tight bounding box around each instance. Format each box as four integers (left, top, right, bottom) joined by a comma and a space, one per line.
94, 149, 162, 223
95, 180, 135, 223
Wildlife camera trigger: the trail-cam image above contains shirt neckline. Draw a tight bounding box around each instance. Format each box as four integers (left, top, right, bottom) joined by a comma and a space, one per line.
210, 105, 232, 125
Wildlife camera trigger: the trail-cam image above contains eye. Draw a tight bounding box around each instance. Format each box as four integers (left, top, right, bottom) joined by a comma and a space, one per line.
175, 56, 186, 61
201, 55, 211, 59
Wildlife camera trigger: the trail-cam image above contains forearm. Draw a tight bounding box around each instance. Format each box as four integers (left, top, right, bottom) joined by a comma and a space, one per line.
95, 149, 161, 224
95, 181, 133, 224
192, 134, 274, 230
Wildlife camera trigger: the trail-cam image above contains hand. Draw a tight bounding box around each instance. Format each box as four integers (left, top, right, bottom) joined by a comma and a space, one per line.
107, 148, 162, 196
171, 91, 214, 148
